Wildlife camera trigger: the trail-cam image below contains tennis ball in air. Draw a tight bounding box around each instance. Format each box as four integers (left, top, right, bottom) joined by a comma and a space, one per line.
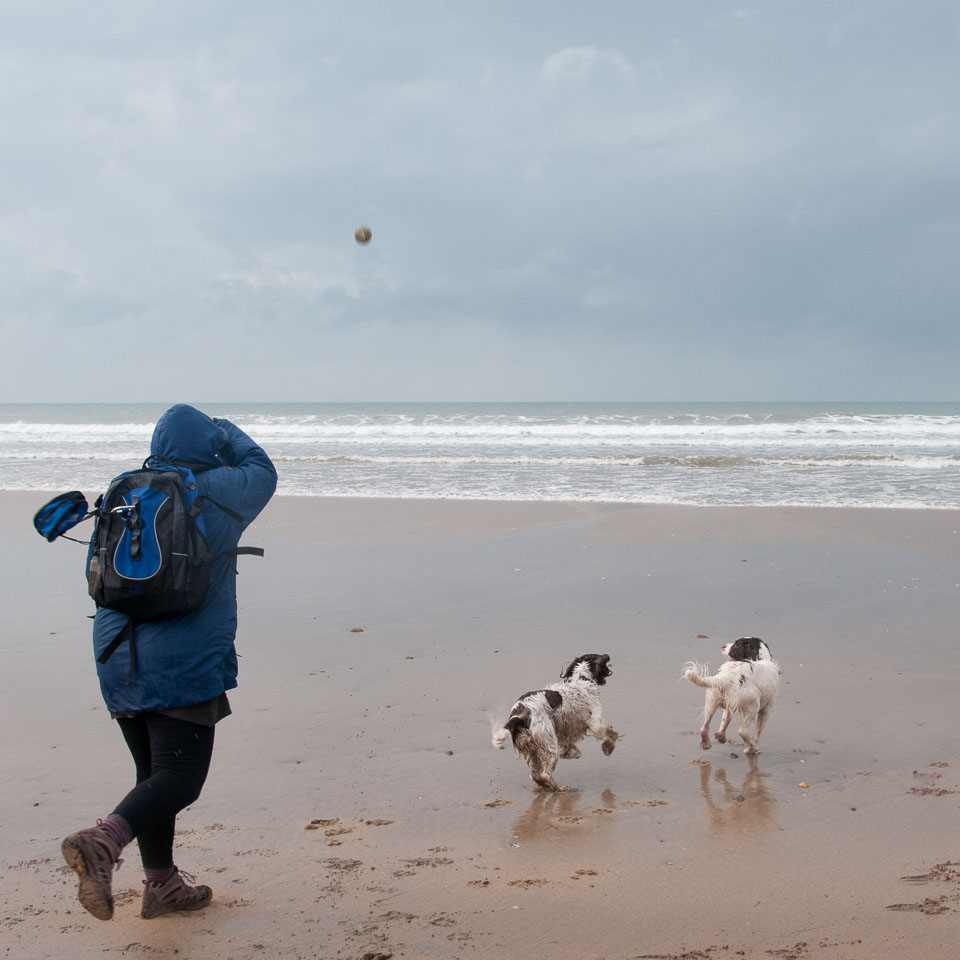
354, 225, 372, 244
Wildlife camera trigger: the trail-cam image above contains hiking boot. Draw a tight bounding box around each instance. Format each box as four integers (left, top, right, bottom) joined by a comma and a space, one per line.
140, 867, 213, 919
61, 823, 123, 921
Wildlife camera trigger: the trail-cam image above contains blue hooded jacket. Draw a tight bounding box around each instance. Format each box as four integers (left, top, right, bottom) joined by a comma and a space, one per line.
91, 405, 277, 714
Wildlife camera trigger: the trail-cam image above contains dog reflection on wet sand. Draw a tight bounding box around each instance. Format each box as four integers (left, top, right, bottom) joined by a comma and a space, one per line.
697, 756, 776, 830
511, 788, 619, 844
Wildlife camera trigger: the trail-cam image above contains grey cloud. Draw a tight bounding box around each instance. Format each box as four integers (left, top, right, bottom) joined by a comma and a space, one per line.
2, 1, 958, 400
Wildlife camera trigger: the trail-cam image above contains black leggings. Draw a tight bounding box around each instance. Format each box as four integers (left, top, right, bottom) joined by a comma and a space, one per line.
113, 713, 215, 870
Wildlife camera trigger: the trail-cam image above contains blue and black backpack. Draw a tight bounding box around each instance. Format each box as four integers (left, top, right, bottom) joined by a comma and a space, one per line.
34, 457, 263, 682
35, 456, 263, 621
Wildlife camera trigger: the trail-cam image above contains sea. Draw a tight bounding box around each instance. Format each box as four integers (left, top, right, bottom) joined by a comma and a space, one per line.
1, 402, 958, 508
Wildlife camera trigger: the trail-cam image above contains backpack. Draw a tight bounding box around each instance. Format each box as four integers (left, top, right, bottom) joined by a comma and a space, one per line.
34, 455, 266, 685
86, 456, 262, 621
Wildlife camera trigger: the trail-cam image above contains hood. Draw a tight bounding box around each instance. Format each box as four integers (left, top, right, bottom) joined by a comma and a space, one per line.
150, 404, 228, 468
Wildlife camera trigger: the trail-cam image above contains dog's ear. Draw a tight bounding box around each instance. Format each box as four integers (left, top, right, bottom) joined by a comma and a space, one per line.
560, 657, 581, 679
593, 653, 612, 684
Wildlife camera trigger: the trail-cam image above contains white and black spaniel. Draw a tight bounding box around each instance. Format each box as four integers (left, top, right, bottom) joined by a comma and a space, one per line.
684, 637, 780, 756
493, 654, 619, 791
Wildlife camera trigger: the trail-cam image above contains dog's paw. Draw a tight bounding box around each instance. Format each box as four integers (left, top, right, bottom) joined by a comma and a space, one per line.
700, 738, 712, 751
602, 739, 616, 756
532, 776, 566, 791
713, 732, 726, 744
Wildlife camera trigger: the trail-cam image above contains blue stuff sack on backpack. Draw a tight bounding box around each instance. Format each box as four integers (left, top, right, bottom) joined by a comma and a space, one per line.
33, 491, 91, 542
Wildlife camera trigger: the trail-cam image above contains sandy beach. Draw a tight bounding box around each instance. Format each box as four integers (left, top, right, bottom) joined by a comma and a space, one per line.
2, 492, 958, 959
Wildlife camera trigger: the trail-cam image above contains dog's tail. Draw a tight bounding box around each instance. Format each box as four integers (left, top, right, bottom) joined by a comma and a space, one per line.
492, 706, 531, 750
492, 725, 511, 749
683, 661, 718, 689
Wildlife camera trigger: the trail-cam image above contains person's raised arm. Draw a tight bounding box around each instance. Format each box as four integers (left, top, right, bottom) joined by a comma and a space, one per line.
203, 419, 278, 527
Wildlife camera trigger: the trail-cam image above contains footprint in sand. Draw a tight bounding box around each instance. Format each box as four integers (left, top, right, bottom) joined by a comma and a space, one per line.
324, 825, 354, 837
886, 899, 950, 915
305, 818, 341, 830
907, 762, 956, 796
887, 860, 960, 915
106, 888, 140, 907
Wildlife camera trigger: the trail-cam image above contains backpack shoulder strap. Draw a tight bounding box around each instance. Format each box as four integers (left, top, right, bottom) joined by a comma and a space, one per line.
193, 495, 265, 560
195, 495, 245, 524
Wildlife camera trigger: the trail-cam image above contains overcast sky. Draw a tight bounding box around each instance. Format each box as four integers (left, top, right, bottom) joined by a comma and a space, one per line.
3, 1, 959, 402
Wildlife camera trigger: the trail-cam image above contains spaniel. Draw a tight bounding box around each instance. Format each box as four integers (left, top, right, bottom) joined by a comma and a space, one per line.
493, 654, 619, 791
684, 637, 779, 756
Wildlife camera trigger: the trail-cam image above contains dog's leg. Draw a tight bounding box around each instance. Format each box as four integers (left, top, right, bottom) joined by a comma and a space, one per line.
560, 744, 581, 759
714, 707, 732, 744
699, 691, 722, 750
751, 703, 772, 750
527, 727, 565, 791
738, 700, 761, 755
588, 706, 619, 755
529, 758, 564, 791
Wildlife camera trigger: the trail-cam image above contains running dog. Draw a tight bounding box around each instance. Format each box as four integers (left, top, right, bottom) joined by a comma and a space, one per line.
492, 654, 619, 791
684, 637, 779, 755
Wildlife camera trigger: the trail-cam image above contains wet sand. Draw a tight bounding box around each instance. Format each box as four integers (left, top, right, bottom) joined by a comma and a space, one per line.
2, 493, 959, 959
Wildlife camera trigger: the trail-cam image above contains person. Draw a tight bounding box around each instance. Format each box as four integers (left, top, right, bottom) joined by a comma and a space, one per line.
60, 404, 277, 921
